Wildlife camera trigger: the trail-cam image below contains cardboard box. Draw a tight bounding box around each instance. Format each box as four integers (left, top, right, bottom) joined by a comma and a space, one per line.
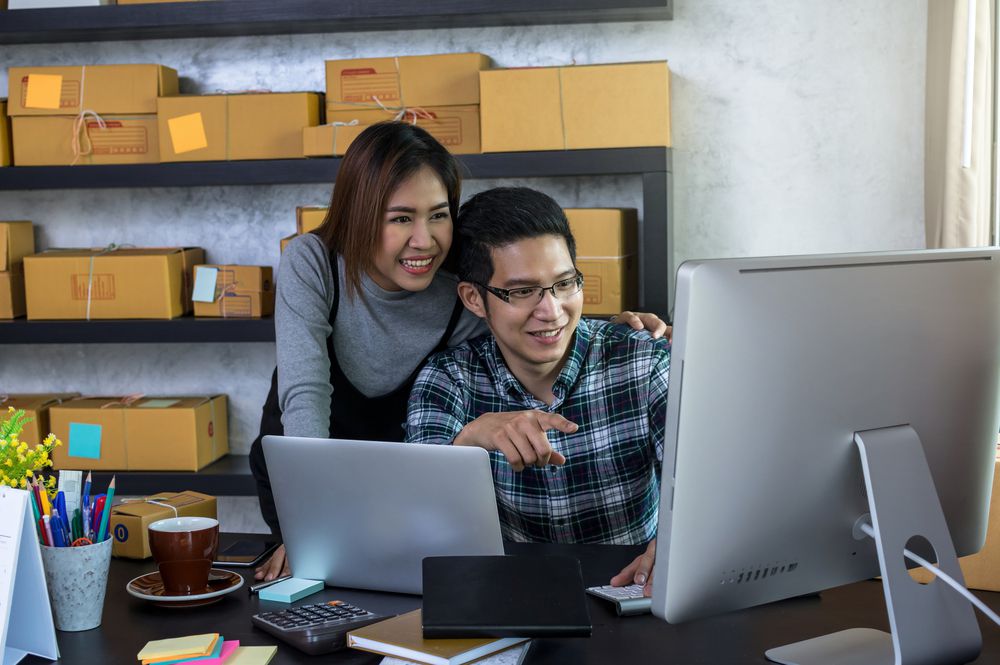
192, 265, 275, 318
0, 269, 26, 319
1, 222, 35, 271
12, 115, 159, 166
323, 105, 481, 155
110, 491, 217, 559
302, 123, 366, 158
0, 394, 79, 446
7, 64, 178, 117
912, 452, 1000, 591
0, 101, 10, 167
50, 395, 229, 471
24, 247, 204, 320
157, 92, 322, 162
481, 61, 670, 152
325, 53, 491, 111
566, 208, 638, 316
296, 206, 328, 234
280, 234, 296, 253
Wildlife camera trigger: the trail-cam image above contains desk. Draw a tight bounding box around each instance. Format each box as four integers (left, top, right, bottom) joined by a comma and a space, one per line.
24, 534, 1000, 664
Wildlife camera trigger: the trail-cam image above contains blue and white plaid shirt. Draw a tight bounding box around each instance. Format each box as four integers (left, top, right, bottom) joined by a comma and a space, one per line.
405, 318, 670, 545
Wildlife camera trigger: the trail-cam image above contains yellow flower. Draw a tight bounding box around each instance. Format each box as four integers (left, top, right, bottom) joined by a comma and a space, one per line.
6, 406, 13, 413
17, 454, 26, 464
19, 477, 27, 488
25, 469, 32, 477
4, 459, 10, 467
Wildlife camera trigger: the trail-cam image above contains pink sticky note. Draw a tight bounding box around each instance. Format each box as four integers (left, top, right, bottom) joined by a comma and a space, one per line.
182, 641, 239, 665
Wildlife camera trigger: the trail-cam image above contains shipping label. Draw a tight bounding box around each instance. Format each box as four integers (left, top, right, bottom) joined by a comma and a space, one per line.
70, 274, 116, 300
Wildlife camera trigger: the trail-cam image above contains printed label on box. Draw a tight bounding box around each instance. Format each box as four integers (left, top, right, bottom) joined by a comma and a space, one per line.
421, 116, 463, 146
71, 274, 116, 300
220, 295, 253, 318
583, 277, 603, 304
68, 422, 102, 459
87, 121, 149, 156
340, 68, 398, 103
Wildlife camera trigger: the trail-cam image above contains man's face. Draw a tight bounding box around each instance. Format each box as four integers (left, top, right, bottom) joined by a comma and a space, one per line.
479, 234, 583, 375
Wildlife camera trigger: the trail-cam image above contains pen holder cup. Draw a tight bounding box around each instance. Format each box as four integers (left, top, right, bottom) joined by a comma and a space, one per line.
40, 536, 113, 631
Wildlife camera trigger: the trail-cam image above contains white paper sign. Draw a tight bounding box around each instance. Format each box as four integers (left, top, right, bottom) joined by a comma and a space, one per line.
0, 487, 58, 665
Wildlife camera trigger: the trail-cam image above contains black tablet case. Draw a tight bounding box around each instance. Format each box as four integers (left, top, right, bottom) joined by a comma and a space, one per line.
421, 555, 592, 638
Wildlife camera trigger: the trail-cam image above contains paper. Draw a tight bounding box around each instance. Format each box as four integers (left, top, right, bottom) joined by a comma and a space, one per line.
24, 74, 63, 110
137, 633, 218, 663
380, 642, 530, 665
168, 112, 209, 155
137, 399, 180, 409
67, 423, 102, 460
224, 646, 277, 665
192, 267, 219, 303
258, 578, 323, 603
149, 638, 233, 665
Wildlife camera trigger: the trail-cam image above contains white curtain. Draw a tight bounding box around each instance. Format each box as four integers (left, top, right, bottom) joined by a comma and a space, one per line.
926, 0, 995, 248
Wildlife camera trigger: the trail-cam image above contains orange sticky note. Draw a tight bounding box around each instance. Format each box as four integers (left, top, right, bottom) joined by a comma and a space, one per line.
24, 74, 63, 110
168, 112, 209, 154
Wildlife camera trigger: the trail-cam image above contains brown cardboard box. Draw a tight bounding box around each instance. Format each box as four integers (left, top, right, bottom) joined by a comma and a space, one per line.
0, 269, 25, 319
1, 221, 35, 271
280, 234, 296, 253
24, 247, 204, 320
110, 491, 217, 559
324, 105, 481, 154
157, 92, 321, 162
50, 395, 229, 471
13, 115, 159, 166
325, 53, 491, 111
912, 453, 1000, 591
302, 123, 366, 158
192, 265, 275, 318
566, 208, 638, 315
0, 100, 10, 167
0, 394, 78, 446
481, 61, 671, 152
7, 64, 178, 117
296, 206, 328, 234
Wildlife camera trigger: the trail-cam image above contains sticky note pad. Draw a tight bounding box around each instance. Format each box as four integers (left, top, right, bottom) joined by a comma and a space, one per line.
192, 266, 219, 303
225, 646, 278, 665
68, 422, 102, 460
25, 74, 63, 110
258, 578, 324, 603
168, 112, 209, 154
152, 637, 228, 665
138, 633, 219, 663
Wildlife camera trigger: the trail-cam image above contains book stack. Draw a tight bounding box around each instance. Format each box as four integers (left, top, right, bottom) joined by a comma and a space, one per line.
136, 634, 277, 665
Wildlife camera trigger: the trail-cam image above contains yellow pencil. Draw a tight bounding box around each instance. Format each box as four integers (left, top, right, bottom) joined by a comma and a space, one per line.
38, 478, 51, 516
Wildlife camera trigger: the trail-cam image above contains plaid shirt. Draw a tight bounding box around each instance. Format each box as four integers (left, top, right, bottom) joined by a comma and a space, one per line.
405, 318, 670, 545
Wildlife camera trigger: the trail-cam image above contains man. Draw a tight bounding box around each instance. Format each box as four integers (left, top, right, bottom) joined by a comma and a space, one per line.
405, 187, 668, 594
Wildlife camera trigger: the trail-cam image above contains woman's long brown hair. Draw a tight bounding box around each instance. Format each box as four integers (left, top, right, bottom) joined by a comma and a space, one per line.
314, 121, 462, 299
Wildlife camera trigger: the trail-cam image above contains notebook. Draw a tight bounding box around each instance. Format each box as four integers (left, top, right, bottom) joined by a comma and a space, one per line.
421, 555, 592, 638
379, 641, 531, 665
347, 610, 527, 665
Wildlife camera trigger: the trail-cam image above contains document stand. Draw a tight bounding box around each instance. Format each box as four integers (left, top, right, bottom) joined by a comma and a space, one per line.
766, 425, 982, 665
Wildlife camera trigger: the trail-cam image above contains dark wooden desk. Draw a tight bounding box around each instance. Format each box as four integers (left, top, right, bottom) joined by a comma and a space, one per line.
25, 535, 1000, 664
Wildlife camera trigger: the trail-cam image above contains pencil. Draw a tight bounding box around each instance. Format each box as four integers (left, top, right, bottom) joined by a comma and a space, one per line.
38, 479, 51, 517
96, 476, 115, 543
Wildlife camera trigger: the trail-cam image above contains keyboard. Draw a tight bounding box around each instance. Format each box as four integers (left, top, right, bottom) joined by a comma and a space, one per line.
251, 600, 388, 655
585, 584, 653, 615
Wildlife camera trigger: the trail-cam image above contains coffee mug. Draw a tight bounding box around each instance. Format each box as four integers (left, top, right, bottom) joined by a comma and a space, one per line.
148, 516, 219, 595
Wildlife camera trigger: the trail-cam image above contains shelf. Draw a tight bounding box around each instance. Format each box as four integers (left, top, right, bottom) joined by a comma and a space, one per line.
91, 454, 256, 497
0, 148, 671, 190
0, 316, 275, 343
0, 0, 671, 45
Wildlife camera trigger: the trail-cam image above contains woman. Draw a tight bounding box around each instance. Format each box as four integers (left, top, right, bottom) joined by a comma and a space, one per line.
250, 122, 665, 580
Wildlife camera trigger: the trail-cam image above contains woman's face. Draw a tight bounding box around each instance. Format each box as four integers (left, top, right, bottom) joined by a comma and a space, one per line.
368, 165, 453, 292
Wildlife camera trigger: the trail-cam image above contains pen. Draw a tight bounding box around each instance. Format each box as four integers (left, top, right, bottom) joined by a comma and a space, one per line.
82, 471, 92, 511
42, 515, 54, 548
28, 480, 42, 539
49, 512, 63, 547
248, 575, 292, 595
55, 491, 70, 537
37, 518, 48, 546
97, 476, 115, 543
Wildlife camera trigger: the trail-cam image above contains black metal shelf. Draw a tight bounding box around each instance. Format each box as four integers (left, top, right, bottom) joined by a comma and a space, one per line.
0, 0, 671, 45
0, 148, 670, 191
92, 454, 255, 497
0, 316, 275, 343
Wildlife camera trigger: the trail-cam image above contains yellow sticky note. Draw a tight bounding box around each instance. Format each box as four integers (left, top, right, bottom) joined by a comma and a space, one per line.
137, 633, 219, 663
168, 112, 209, 154
225, 646, 278, 665
24, 74, 63, 110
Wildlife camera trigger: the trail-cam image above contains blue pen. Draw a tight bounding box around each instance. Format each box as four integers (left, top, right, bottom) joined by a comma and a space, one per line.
82, 471, 92, 511
55, 492, 70, 539
51, 509, 64, 547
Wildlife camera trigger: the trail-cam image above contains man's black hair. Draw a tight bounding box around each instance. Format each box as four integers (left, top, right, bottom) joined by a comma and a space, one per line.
457, 187, 576, 287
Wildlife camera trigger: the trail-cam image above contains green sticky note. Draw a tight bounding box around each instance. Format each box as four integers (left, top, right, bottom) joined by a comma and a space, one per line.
137, 399, 180, 409
68, 422, 102, 459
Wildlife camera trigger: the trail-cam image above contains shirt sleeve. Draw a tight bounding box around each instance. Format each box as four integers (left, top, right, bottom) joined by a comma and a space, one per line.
275, 235, 336, 438
405, 355, 469, 445
647, 341, 672, 476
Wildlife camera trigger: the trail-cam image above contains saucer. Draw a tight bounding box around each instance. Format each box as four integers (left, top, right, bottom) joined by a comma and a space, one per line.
127, 568, 244, 608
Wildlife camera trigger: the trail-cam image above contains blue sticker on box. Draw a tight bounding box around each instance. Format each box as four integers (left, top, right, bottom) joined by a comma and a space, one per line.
68, 422, 102, 459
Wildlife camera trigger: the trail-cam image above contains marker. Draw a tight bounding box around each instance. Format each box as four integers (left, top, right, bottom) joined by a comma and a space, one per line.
42, 515, 54, 548
96, 476, 115, 543
82, 471, 92, 511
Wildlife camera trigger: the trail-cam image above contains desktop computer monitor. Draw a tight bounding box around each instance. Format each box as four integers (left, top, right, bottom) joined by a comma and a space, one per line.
651, 249, 1000, 664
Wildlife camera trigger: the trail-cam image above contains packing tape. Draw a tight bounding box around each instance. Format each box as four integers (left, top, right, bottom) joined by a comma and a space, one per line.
557, 68, 568, 150
85, 243, 127, 320
209, 397, 218, 461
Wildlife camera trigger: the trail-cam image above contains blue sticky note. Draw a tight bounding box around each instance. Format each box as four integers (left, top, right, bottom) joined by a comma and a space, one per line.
258, 578, 324, 603
192, 266, 219, 303
68, 422, 102, 459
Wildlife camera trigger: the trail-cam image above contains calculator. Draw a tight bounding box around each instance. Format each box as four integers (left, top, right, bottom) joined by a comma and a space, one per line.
251, 600, 389, 655
585, 584, 653, 616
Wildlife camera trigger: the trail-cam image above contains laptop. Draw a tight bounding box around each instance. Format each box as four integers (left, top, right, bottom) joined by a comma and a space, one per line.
262, 436, 504, 594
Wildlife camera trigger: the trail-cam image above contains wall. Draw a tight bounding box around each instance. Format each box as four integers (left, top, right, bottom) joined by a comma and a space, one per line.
0, 0, 928, 531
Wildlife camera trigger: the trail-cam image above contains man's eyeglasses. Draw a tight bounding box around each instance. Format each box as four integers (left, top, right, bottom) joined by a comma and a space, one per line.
474, 271, 584, 308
